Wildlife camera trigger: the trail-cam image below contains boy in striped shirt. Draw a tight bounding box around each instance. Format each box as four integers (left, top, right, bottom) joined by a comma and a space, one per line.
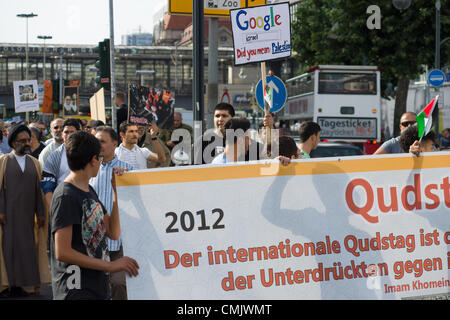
89, 126, 132, 300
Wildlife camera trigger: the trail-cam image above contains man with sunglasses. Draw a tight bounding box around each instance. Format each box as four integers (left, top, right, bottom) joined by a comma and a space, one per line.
39, 118, 64, 168
0, 125, 46, 297
374, 112, 417, 155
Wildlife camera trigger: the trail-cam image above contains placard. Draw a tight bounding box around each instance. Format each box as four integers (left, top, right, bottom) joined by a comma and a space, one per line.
62, 86, 79, 117
13, 80, 39, 113
230, 3, 291, 65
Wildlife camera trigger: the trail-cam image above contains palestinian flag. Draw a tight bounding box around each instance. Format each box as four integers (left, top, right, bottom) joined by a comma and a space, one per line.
417, 95, 439, 140
264, 85, 272, 111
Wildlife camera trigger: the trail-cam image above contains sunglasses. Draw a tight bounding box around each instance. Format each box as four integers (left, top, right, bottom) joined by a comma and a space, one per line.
401, 121, 416, 127
52, 126, 62, 130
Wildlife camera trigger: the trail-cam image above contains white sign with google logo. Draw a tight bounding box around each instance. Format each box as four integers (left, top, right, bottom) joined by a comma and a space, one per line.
230, 2, 291, 65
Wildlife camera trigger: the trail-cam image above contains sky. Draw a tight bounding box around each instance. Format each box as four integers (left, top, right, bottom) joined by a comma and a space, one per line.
0, 0, 164, 45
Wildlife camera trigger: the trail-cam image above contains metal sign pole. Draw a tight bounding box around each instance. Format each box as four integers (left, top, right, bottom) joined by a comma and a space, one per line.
109, 0, 117, 131
193, 0, 205, 141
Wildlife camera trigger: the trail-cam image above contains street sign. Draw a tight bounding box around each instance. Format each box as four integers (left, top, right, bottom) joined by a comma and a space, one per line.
255, 75, 287, 113
230, 2, 291, 65
169, 0, 267, 17
427, 69, 445, 87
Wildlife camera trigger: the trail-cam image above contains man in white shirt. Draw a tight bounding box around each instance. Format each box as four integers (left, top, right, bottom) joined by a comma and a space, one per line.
115, 122, 166, 170
39, 118, 64, 167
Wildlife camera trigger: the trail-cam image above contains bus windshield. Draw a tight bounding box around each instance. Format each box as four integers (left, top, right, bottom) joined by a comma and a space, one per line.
318, 72, 377, 95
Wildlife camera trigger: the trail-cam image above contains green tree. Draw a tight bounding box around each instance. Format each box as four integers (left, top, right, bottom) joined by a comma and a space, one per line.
292, 0, 450, 136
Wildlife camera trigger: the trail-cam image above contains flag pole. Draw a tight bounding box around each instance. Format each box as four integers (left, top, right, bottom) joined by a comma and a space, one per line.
261, 62, 271, 157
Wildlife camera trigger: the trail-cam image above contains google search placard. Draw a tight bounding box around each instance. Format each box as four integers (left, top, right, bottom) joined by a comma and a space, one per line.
230, 3, 291, 65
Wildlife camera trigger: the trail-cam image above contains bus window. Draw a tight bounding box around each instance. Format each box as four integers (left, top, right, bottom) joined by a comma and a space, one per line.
318, 72, 377, 95
287, 74, 314, 97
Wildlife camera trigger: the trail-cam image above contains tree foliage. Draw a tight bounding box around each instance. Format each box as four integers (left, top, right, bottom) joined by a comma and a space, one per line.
292, 0, 450, 98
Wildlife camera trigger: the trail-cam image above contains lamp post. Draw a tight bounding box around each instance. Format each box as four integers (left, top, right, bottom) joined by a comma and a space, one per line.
435, 0, 441, 70
37, 35, 52, 80
17, 13, 38, 80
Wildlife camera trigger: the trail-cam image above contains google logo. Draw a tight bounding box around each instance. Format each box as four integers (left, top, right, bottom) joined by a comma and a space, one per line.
235, 7, 282, 31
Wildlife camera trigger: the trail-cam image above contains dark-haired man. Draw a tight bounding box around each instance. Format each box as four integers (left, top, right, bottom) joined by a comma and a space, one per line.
0, 125, 46, 297
41, 118, 81, 211
298, 121, 321, 159
116, 92, 128, 130
211, 117, 251, 164
49, 131, 139, 300
278, 136, 301, 159
195, 103, 265, 164
115, 122, 166, 170
90, 126, 133, 300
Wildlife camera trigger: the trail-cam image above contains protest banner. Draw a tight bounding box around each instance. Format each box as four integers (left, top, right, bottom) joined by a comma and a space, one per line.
13, 80, 40, 113
128, 84, 175, 130
116, 152, 450, 300
230, 3, 291, 66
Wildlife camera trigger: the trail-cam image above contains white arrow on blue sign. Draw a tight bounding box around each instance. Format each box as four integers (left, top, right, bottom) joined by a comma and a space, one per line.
427, 69, 446, 87
255, 75, 287, 113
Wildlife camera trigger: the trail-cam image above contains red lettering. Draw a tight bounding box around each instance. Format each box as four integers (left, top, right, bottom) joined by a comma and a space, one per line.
345, 178, 377, 223
377, 187, 398, 213
441, 177, 450, 207
275, 14, 281, 25
424, 184, 440, 209
444, 232, 450, 244
164, 250, 179, 269
401, 174, 422, 211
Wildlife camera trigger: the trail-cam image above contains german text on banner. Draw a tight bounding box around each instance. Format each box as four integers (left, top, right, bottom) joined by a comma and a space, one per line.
116, 152, 450, 299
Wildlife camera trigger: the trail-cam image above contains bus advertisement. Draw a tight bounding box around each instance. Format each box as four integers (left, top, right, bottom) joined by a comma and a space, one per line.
283, 65, 382, 150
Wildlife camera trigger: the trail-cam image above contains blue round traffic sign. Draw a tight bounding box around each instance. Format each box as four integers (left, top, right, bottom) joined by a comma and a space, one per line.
255, 75, 287, 113
428, 69, 445, 87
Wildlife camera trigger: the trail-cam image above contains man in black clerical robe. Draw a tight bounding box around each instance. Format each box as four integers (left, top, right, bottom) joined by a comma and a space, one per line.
0, 125, 45, 297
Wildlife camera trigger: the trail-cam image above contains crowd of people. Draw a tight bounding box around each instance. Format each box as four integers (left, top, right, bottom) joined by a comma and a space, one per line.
0, 91, 449, 300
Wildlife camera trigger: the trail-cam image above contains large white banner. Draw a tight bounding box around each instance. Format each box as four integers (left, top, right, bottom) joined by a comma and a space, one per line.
13, 80, 40, 113
230, 3, 291, 65
116, 153, 450, 300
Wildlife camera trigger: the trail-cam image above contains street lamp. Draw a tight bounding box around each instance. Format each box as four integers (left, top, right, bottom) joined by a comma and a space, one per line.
37, 35, 52, 80
17, 13, 38, 80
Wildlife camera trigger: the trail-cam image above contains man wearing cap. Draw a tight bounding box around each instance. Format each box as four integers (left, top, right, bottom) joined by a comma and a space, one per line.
0, 125, 47, 297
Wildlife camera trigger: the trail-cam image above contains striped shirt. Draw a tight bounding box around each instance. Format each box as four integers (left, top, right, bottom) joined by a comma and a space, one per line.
41, 144, 70, 194
114, 143, 152, 170
89, 157, 133, 251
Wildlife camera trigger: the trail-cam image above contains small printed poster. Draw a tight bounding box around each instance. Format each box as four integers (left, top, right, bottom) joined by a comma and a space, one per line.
13, 80, 40, 113
63, 86, 80, 117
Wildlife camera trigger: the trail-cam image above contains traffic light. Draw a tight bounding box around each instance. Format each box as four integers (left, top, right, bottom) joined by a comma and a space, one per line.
95, 39, 111, 90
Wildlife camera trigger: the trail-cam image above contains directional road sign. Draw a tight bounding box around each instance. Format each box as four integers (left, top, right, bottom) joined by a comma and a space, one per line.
427, 69, 446, 87
255, 75, 287, 113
